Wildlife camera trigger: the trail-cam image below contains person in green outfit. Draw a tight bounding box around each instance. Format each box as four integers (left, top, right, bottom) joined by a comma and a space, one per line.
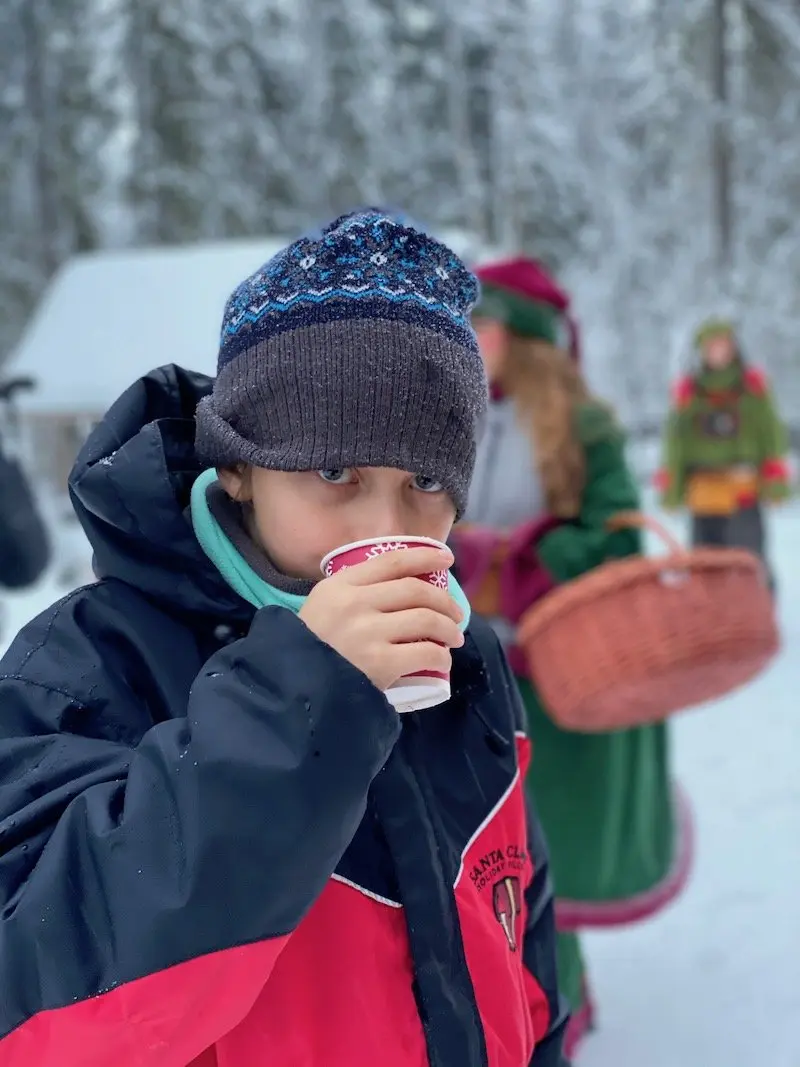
656, 318, 790, 591
451, 256, 693, 1060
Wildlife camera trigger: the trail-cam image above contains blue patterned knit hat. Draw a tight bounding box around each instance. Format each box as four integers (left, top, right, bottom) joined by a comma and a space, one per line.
195, 210, 487, 515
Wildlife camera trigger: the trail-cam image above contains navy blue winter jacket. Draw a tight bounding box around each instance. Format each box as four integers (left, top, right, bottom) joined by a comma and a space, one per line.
0, 365, 569, 1067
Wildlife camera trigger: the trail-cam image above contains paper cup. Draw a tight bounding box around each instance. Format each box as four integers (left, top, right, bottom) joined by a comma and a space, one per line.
320, 536, 452, 713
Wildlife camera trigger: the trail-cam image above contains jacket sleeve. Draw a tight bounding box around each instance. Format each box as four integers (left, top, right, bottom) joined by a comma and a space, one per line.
0, 600, 400, 1066
0, 447, 50, 589
657, 407, 687, 509
536, 403, 641, 583
752, 377, 791, 502
450, 519, 561, 625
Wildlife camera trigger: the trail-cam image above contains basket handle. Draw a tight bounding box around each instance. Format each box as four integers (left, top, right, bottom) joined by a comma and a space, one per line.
605, 510, 687, 556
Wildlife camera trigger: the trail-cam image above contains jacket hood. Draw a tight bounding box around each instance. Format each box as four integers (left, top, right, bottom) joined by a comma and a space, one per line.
69, 364, 252, 622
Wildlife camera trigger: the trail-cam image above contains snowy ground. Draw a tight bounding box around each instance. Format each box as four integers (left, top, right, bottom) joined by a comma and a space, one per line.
1, 501, 797, 1067
582, 504, 799, 1067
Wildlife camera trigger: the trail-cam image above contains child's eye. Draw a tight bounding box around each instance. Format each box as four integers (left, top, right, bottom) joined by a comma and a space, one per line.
413, 474, 444, 493
318, 468, 355, 484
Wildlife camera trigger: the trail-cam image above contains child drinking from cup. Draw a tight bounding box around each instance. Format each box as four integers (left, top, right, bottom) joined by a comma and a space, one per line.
0, 211, 570, 1066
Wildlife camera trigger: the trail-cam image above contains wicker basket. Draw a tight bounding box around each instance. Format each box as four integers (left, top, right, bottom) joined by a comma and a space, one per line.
516, 511, 780, 733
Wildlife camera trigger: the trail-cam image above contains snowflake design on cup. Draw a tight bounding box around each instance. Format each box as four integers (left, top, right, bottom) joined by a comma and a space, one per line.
364, 541, 409, 559
431, 570, 449, 590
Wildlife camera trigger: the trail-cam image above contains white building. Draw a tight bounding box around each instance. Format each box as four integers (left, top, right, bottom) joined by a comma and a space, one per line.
5, 237, 289, 494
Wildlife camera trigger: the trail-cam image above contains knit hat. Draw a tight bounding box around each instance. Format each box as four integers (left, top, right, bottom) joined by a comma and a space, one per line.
195, 210, 486, 516
695, 318, 735, 348
473, 256, 580, 361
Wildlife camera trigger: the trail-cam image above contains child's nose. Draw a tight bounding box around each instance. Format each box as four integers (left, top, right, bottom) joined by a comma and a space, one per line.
360, 500, 407, 539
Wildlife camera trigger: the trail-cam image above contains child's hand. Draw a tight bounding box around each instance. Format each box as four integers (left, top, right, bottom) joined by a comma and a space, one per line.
298, 547, 464, 692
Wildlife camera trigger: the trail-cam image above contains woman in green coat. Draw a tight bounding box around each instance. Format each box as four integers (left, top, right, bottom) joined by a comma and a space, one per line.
452, 257, 693, 1060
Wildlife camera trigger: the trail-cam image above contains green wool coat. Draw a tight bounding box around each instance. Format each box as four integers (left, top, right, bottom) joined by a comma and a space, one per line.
457, 401, 686, 1019
660, 363, 790, 509
522, 405, 678, 920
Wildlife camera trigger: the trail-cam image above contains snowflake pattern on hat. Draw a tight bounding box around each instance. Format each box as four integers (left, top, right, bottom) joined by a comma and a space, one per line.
219, 210, 479, 368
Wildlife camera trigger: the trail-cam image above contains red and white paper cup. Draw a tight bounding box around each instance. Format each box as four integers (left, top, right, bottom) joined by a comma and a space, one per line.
320, 536, 452, 713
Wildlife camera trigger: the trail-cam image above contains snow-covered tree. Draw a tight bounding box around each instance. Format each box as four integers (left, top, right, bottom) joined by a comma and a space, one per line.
2, 0, 800, 431
0, 0, 42, 358
0, 0, 121, 358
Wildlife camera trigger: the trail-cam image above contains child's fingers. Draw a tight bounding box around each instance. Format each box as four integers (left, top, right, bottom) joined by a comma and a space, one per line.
374, 607, 464, 649
367, 576, 463, 622
337, 547, 453, 586
386, 640, 453, 680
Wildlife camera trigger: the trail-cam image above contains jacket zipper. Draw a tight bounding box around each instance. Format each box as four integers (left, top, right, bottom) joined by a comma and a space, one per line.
403, 715, 490, 1067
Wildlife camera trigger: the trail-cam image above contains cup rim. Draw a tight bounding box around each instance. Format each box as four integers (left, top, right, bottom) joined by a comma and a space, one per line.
320, 534, 449, 575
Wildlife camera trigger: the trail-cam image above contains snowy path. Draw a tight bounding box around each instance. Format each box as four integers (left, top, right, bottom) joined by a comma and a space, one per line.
581, 506, 800, 1067
1, 505, 797, 1066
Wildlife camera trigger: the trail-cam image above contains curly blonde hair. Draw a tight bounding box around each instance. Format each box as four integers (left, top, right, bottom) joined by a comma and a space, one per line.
498, 336, 597, 519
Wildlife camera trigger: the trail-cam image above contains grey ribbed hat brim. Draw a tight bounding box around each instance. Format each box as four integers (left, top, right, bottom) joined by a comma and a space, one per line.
195, 317, 486, 516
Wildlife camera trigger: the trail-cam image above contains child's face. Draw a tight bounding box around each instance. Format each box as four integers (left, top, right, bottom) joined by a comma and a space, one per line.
702, 333, 735, 369
219, 465, 458, 581
473, 318, 508, 382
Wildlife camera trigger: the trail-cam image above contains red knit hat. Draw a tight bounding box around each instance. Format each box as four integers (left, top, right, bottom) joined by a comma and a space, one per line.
474, 256, 581, 361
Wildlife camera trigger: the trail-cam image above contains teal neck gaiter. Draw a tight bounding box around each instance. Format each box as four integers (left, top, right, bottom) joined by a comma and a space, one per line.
190, 468, 471, 629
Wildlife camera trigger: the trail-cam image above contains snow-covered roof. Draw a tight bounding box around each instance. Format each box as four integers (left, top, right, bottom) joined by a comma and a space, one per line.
8, 228, 483, 416
7, 238, 290, 415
